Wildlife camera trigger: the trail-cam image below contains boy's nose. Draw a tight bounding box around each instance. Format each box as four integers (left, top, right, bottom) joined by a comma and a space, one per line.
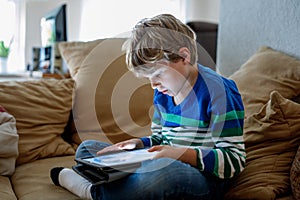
150, 78, 159, 89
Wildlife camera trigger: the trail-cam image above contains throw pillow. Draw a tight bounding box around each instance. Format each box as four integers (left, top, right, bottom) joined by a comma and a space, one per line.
224, 91, 300, 199
59, 38, 153, 144
290, 145, 300, 199
0, 105, 18, 175
58, 39, 105, 78
229, 46, 300, 119
0, 79, 76, 165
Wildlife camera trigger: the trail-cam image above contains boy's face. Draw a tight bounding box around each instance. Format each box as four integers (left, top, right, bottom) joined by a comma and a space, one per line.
140, 59, 193, 97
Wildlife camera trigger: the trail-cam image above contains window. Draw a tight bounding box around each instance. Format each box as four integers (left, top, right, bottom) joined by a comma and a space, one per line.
0, 0, 17, 74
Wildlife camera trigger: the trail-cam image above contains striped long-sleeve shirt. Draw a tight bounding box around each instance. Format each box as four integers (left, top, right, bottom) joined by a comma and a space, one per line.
141, 64, 245, 179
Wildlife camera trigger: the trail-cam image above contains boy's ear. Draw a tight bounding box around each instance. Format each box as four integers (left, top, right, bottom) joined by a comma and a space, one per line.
178, 47, 191, 63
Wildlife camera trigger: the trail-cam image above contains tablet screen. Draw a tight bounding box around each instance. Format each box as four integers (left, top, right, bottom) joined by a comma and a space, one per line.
81, 149, 158, 167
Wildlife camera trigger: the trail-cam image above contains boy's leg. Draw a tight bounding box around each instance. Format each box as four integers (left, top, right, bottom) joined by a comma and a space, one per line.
52, 142, 225, 200
51, 140, 111, 199
90, 157, 226, 200
55, 168, 93, 199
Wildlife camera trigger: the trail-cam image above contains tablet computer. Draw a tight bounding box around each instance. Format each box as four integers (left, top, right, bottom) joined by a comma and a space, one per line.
75, 148, 158, 170
73, 149, 158, 185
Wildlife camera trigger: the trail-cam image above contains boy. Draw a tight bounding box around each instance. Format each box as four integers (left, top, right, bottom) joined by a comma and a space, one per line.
50, 14, 245, 200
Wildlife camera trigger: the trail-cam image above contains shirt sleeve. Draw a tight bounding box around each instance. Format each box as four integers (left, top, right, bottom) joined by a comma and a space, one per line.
195, 78, 246, 179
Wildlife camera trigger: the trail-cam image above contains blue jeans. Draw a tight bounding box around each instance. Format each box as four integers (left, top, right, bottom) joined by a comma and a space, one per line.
75, 140, 227, 200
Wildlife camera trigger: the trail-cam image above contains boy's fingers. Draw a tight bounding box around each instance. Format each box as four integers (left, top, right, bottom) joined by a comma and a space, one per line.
96, 146, 118, 155
148, 145, 162, 152
118, 143, 136, 150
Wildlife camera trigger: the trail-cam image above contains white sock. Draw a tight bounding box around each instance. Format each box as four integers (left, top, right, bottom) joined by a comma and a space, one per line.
59, 168, 93, 200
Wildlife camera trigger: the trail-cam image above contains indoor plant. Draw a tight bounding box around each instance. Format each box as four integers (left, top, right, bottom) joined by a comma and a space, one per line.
0, 40, 10, 73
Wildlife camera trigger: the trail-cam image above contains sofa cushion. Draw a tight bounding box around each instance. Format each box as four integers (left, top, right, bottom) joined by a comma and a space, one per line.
11, 155, 78, 200
59, 38, 153, 144
0, 79, 76, 165
224, 91, 300, 199
229, 46, 300, 119
59, 39, 104, 78
0, 105, 18, 175
290, 145, 300, 199
0, 175, 17, 200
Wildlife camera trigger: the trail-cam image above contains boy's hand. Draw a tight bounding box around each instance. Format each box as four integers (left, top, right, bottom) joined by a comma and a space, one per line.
96, 138, 144, 155
148, 145, 197, 166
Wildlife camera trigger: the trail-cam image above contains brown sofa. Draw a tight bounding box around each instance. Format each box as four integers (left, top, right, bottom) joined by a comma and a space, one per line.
0, 38, 299, 200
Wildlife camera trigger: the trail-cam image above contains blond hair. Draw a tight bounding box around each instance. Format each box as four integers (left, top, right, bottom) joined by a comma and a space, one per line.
125, 14, 197, 74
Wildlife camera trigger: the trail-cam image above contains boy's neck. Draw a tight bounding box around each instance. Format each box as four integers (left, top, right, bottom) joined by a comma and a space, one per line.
173, 64, 198, 105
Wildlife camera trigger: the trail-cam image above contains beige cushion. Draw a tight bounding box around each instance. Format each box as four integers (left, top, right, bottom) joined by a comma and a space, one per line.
224, 91, 300, 199
0, 79, 76, 165
11, 156, 78, 200
59, 38, 153, 144
59, 39, 105, 78
0, 175, 17, 200
229, 46, 300, 119
290, 145, 300, 199
0, 105, 18, 175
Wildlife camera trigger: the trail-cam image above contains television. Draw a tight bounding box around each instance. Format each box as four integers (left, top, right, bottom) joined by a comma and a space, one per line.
41, 4, 67, 47
37, 4, 67, 74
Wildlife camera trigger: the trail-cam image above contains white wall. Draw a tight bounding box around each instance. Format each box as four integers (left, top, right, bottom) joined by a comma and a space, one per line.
181, 0, 220, 23
217, 0, 300, 76
78, 0, 181, 41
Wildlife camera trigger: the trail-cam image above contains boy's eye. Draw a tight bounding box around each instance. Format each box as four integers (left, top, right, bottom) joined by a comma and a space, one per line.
155, 73, 161, 78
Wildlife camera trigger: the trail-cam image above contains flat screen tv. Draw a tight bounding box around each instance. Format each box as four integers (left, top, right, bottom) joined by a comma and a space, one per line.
41, 4, 67, 47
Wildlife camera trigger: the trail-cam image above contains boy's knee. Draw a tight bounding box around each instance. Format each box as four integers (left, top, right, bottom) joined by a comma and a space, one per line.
76, 140, 110, 158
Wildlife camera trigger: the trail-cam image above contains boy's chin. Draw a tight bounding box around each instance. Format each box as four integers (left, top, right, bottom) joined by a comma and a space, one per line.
162, 90, 173, 96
